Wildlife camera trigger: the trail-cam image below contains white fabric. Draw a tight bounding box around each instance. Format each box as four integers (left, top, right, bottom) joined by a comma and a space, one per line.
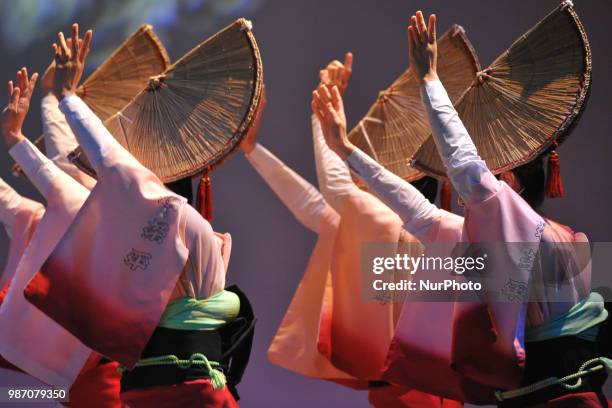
41, 94, 96, 190
346, 148, 440, 242
0, 177, 23, 237
10, 139, 62, 199
246, 143, 333, 233
59, 93, 226, 301
311, 115, 357, 213
420, 80, 500, 204
0, 138, 92, 386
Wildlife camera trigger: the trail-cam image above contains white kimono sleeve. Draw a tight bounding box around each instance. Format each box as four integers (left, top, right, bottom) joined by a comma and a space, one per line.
246, 143, 335, 234
311, 115, 358, 213
0, 177, 24, 236
420, 80, 501, 204
9, 138, 89, 218
346, 148, 441, 242
41, 94, 96, 190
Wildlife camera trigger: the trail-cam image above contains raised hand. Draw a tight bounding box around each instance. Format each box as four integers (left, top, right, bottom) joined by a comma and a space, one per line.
52, 23, 92, 99
1, 68, 38, 148
41, 61, 56, 95
408, 11, 438, 84
241, 86, 267, 154
319, 52, 353, 96
311, 84, 354, 160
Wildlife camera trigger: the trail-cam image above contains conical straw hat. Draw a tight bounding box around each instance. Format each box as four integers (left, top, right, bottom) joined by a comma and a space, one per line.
348, 25, 480, 182
13, 25, 170, 178
73, 18, 264, 182
412, 2, 591, 178
75, 24, 171, 122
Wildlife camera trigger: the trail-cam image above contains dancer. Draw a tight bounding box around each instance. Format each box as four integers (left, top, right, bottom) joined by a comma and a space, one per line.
313, 10, 610, 407
1, 66, 123, 406
24, 24, 254, 407
245, 63, 459, 407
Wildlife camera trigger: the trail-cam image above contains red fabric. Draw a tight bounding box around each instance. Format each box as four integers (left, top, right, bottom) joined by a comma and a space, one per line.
368, 385, 463, 408
0, 283, 21, 373
120, 379, 238, 408
68, 361, 122, 407
528, 392, 608, 407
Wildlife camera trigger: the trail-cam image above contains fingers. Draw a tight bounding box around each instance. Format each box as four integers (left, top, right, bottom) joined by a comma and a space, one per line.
331, 85, 343, 112
343, 52, 353, 73
52, 43, 61, 62
58, 32, 70, 59
428, 14, 437, 44
71, 23, 80, 58
79, 29, 92, 62
324, 101, 341, 125
319, 69, 330, 85
310, 98, 323, 122
9, 86, 20, 109
311, 91, 327, 123
16, 69, 25, 92
416, 11, 428, 42
7, 81, 13, 101
407, 26, 417, 54
28, 72, 39, 95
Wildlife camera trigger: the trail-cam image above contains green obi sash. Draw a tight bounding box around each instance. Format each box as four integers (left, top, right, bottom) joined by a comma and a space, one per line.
159, 290, 241, 331
526, 292, 608, 342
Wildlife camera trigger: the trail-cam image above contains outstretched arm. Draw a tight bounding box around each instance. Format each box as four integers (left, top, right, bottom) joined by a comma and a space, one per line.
40, 61, 96, 189
52, 24, 124, 173
0, 177, 24, 235
409, 11, 500, 203
247, 144, 334, 233
1, 68, 88, 217
311, 82, 442, 241
312, 53, 358, 213
241, 88, 336, 233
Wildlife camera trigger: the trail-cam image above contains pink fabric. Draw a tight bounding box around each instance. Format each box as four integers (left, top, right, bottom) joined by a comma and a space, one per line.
0, 199, 43, 374
0, 198, 44, 290
452, 182, 545, 390
25, 142, 189, 368
267, 214, 366, 388
0, 142, 93, 387
382, 210, 498, 404
324, 190, 404, 380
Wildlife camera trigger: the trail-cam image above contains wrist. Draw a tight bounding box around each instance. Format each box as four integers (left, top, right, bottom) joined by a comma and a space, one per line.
422, 70, 439, 84
241, 142, 255, 155
3, 131, 25, 149
335, 140, 355, 161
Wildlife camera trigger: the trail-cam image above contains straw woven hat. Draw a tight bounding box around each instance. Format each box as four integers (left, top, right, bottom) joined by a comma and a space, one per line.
73, 18, 264, 183
348, 25, 480, 182
12, 25, 169, 178
76, 25, 171, 122
412, 2, 591, 179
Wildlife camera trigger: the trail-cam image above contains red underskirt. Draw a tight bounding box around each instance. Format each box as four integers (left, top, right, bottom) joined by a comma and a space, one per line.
120, 379, 238, 408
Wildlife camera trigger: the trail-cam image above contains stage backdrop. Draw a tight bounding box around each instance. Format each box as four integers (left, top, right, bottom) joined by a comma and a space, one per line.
1, 0, 610, 407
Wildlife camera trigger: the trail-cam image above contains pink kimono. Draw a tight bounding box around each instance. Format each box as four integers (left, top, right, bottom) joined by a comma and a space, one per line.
24, 93, 230, 371
0, 137, 93, 386
248, 116, 460, 407
0, 177, 44, 372
347, 79, 604, 404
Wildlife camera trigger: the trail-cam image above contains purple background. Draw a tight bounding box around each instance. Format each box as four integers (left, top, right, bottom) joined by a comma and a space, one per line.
1, 0, 611, 406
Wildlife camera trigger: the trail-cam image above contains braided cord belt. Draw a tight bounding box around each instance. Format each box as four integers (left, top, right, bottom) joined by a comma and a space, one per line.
495, 357, 612, 402
119, 353, 227, 390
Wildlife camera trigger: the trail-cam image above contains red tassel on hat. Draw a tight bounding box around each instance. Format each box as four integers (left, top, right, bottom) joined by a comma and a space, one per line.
546, 143, 564, 198
198, 169, 213, 221
441, 180, 452, 211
